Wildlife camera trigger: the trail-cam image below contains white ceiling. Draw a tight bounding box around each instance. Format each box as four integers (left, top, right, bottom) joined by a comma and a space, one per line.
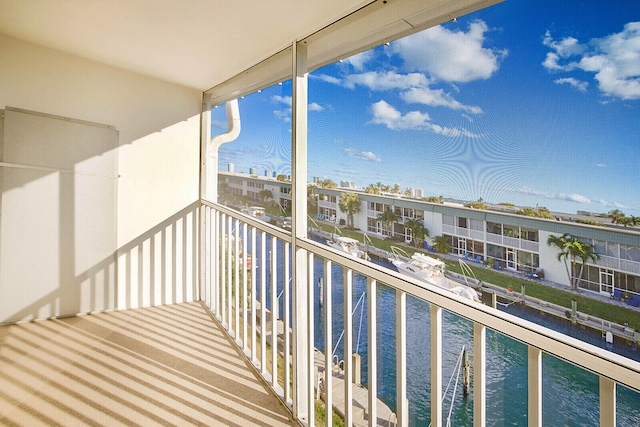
0, 0, 370, 91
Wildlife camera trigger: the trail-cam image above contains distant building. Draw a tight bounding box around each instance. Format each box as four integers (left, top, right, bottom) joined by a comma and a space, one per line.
218, 170, 640, 296
340, 181, 358, 189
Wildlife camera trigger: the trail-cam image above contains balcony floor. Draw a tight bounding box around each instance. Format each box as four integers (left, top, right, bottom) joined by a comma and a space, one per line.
0, 302, 297, 427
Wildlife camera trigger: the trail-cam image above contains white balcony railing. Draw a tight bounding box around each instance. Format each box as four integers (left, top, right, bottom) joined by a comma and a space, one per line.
202, 201, 639, 427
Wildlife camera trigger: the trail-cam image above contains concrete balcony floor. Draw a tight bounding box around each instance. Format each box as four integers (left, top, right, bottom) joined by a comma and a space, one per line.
0, 302, 298, 427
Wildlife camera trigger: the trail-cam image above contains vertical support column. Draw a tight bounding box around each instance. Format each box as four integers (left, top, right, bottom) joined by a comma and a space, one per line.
344, 268, 353, 427
234, 219, 240, 340
431, 304, 442, 427
397, 290, 408, 427
284, 241, 291, 404
203, 206, 211, 308
251, 226, 257, 364
220, 213, 227, 324
242, 222, 248, 353
599, 376, 616, 427
528, 346, 542, 427
473, 322, 486, 427
271, 235, 279, 387
227, 215, 233, 330
261, 231, 267, 374
368, 278, 377, 427
307, 252, 315, 426
324, 260, 333, 427
213, 210, 220, 318
291, 39, 310, 424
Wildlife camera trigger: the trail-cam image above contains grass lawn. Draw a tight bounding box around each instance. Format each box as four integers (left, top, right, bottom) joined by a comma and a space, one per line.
309, 223, 640, 331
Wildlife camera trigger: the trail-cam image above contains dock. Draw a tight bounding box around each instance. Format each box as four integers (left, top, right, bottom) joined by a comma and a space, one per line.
314, 350, 396, 427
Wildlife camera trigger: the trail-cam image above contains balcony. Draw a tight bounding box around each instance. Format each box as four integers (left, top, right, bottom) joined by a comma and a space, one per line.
0, 301, 296, 427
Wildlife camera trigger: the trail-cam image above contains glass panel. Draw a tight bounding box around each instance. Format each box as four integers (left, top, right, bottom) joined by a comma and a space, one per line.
215, 81, 292, 216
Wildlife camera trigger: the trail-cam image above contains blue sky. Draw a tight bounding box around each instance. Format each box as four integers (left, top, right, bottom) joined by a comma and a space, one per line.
215, 0, 640, 216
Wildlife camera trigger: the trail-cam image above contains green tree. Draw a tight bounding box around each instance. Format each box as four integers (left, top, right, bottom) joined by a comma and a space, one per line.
547, 233, 600, 290
365, 184, 381, 194
607, 209, 625, 224
258, 189, 273, 202
338, 192, 361, 228
377, 210, 399, 237
432, 235, 451, 254
464, 198, 488, 210
317, 179, 337, 189
423, 195, 443, 203
276, 174, 289, 182
404, 218, 429, 248
517, 206, 555, 219
618, 215, 640, 228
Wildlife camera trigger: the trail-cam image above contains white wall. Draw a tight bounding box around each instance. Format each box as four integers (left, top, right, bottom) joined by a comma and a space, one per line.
538, 230, 570, 287
0, 35, 202, 323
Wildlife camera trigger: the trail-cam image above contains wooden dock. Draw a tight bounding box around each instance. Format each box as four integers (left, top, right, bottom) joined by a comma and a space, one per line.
314, 350, 396, 427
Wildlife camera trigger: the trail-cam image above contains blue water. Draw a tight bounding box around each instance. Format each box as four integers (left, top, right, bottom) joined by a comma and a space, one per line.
246, 232, 640, 426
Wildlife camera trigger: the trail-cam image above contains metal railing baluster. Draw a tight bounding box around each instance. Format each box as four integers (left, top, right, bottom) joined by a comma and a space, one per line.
324, 259, 333, 427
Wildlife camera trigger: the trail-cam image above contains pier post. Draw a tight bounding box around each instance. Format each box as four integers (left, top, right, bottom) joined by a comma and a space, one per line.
491, 292, 497, 309
318, 277, 323, 307
353, 353, 361, 386
463, 348, 470, 397
521, 284, 526, 304
571, 299, 577, 325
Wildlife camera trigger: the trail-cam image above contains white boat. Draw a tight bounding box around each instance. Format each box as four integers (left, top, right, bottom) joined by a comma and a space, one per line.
390, 247, 480, 302
241, 206, 270, 221
327, 236, 369, 260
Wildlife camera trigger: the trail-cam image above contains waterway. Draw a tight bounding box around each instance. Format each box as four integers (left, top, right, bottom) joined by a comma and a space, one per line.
249, 233, 640, 426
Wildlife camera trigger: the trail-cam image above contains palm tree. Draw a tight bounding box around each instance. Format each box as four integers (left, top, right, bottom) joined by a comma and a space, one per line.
365, 184, 381, 194
404, 218, 428, 247
571, 240, 600, 288
607, 209, 625, 224
338, 192, 361, 228
618, 215, 640, 228
422, 196, 440, 203
377, 209, 398, 237
547, 233, 599, 290
432, 235, 451, 254
547, 233, 573, 288
464, 198, 488, 210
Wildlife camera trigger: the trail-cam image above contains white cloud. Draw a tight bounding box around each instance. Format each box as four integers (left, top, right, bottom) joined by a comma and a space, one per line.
554, 77, 588, 93
344, 147, 381, 162
314, 74, 342, 85
272, 95, 292, 106
596, 163, 607, 167
518, 186, 591, 204
401, 87, 483, 114
368, 100, 479, 137
309, 102, 324, 112
343, 51, 375, 71
344, 71, 429, 90
542, 32, 584, 58
558, 193, 591, 204
369, 100, 431, 130
391, 20, 507, 82
273, 109, 291, 122
542, 22, 640, 100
